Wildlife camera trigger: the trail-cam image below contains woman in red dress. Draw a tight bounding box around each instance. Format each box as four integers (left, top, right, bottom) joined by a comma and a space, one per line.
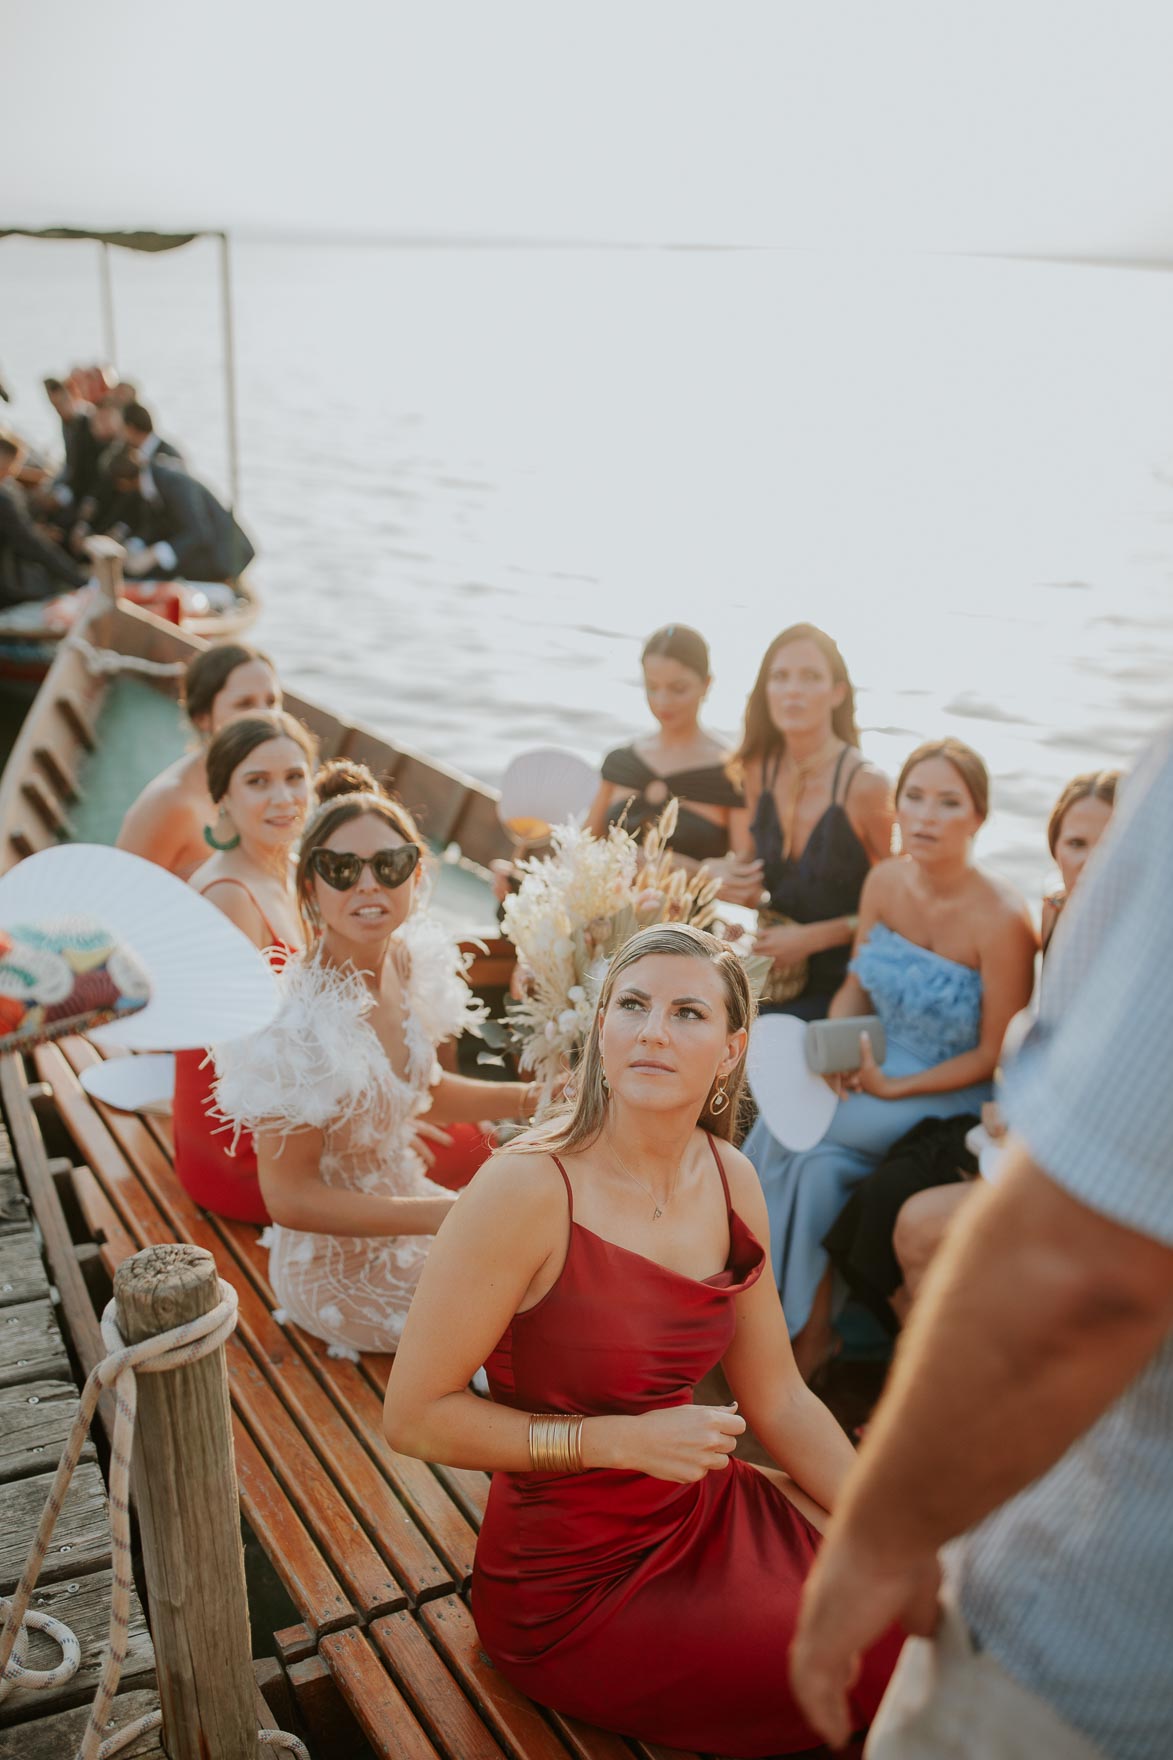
172, 711, 315, 1221
385, 923, 902, 1756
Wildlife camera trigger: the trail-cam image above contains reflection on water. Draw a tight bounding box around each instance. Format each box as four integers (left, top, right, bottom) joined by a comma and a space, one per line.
3, 237, 1172, 903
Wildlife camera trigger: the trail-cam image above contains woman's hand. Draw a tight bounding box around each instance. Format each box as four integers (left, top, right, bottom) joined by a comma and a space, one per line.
412, 1120, 455, 1168
753, 921, 813, 967
620, 1402, 746, 1483
847, 1032, 895, 1099
709, 855, 766, 908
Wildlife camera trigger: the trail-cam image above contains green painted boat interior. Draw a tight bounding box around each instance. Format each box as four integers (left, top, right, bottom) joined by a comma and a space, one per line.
68, 677, 500, 935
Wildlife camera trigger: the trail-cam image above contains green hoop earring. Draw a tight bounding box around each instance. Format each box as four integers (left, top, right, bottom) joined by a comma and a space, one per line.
203, 815, 241, 852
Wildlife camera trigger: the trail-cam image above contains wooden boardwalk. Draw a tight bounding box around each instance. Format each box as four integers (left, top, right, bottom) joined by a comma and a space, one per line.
0, 1121, 161, 1760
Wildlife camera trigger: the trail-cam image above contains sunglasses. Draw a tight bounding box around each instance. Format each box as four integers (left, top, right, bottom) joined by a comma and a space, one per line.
309, 844, 421, 892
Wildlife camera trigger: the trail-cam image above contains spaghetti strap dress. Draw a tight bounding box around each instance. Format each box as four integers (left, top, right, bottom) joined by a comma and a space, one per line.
601, 744, 743, 864
752, 746, 871, 1020
172, 878, 294, 1224
472, 1137, 902, 1756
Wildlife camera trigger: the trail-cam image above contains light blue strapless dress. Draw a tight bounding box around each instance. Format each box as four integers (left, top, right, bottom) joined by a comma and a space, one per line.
744, 922, 991, 1335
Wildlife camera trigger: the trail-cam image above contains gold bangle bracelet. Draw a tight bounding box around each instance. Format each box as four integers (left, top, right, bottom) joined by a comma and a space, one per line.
528, 1412, 585, 1474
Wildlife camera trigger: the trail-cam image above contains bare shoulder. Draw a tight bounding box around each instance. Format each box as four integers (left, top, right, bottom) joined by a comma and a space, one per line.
976, 870, 1037, 942
849, 761, 893, 807
710, 1139, 769, 1228
859, 855, 904, 905
461, 1149, 569, 1229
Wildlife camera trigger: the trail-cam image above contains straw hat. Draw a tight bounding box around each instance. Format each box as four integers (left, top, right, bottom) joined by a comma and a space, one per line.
0, 844, 280, 1052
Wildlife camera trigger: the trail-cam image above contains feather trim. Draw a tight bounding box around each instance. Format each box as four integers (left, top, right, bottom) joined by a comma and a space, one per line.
399, 913, 487, 1048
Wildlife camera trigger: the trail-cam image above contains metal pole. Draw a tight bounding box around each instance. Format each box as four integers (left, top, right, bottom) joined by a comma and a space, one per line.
218, 230, 242, 513
98, 241, 118, 367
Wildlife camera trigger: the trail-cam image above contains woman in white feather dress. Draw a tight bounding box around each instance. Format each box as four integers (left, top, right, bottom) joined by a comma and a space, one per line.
214, 768, 541, 1357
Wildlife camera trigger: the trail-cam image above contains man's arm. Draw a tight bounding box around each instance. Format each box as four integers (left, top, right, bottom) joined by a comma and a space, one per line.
790, 1141, 1173, 1746
0, 493, 85, 589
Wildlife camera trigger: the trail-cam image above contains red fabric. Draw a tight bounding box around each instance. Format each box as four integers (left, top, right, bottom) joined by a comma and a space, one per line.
423, 1121, 494, 1190
472, 1141, 902, 1757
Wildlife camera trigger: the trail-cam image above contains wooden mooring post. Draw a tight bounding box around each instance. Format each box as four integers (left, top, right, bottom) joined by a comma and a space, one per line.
113, 1243, 256, 1759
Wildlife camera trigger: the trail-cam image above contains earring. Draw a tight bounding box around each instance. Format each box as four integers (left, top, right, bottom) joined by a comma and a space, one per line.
709, 1081, 730, 1116
203, 810, 240, 852
600, 1064, 610, 1096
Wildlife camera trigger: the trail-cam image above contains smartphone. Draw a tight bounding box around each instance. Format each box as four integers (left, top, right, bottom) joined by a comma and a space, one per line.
804, 1015, 886, 1076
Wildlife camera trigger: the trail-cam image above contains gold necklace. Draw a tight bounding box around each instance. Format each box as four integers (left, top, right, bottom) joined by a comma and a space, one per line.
607, 1134, 684, 1221
781, 736, 842, 856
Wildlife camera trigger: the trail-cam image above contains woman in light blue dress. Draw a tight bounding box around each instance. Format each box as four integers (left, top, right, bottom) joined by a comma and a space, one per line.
744, 737, 1037, 1377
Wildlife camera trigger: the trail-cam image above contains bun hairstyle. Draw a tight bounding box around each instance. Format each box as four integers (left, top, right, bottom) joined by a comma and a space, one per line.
508, 921, 756, 1157
313, 758, 387, 805
1047, 769, 1119, 856
295, 773, 425, 941
641, 624, 711, 682
182, 643, 276, 730
896, 737, 990, 823
205, 712, 318, 804
733, 623, 860, 778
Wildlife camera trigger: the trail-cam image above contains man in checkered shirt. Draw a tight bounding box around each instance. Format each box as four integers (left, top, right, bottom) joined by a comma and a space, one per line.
790, 725, 1173, 1760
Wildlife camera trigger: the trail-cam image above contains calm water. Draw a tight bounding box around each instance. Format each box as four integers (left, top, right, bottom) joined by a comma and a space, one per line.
3, 236, 1173, 899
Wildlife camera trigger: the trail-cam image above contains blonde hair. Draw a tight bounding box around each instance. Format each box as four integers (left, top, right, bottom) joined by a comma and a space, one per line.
510, 922, 756, 1158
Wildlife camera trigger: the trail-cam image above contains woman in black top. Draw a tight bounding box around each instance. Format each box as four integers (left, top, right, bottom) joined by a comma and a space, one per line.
715, 623, 894, 1019
587, 625, 743, 868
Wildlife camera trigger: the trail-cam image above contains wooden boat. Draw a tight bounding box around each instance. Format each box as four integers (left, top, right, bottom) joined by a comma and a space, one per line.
0, 572, 262, 691
0, 566, 515, 988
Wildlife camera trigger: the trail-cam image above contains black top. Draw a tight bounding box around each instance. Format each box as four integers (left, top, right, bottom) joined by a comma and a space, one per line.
601, 744, 743, 864
751, 744, 871, 1003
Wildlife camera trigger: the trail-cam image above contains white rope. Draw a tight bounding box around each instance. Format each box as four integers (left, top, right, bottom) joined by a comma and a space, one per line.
70, 636, 187, 680
0, 1278, 309, 1760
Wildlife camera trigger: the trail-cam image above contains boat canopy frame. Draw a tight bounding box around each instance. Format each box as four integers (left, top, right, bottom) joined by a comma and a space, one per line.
0, 225, 241, 512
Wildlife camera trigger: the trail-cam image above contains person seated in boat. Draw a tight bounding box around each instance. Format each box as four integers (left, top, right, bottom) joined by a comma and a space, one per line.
105, 446, 256, 582
121, 401, 186, 474
711, 623, 895, 1021
382, 922, 904, 1756
172, 711, 315, 1223
586, 624, 743, 870
116, 644, 282, 879
832, 763, 1122, 1330
0, 432, 87, 603
743, 736, 1037, 1379
212, 769, 545, 1358
41, 376, 103, 519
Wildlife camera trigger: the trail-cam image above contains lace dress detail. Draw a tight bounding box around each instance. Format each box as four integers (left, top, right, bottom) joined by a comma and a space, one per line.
852, 922, 984, 1063
213, 915, 485, 1358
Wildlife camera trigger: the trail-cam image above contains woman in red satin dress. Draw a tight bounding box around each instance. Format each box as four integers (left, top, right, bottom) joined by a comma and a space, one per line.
385, 923, 903, 1757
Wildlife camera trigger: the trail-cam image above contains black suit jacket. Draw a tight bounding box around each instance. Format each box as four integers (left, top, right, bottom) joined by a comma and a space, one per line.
0, 484, 86, 603
150, 462, 255, 580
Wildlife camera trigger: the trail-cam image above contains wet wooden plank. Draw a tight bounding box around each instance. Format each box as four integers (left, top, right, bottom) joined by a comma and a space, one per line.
318, 1625, 441, 1760
418, 1598, 577, 1760
0, 1687, 164, 1758
0, 1232, 50, 1306
0, 1566, 155, 1726
371, 1608, 508, 1760
0, 1378, 96, 1486
0, 1297, 70, 1388
0, 1459, 112, 1593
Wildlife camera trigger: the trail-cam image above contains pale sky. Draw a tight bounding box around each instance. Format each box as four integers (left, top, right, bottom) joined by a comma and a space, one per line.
6, 1, 1173, 260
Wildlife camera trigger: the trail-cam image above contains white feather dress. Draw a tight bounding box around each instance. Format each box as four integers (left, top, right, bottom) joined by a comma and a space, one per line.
213, 914, 486, 1358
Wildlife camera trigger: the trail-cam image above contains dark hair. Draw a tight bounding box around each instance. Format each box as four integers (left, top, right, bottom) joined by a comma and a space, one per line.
1047, 770, 1119, 855
896, 738, 990, 823
106, 444, 140, 487
122, 401, 153, 434
733, 623, 859, 778
296, 779, 423, 942
314, 758, 386, 804
182, 643, 277, 729
205, 712, 317, 804
640, 624, 711, 682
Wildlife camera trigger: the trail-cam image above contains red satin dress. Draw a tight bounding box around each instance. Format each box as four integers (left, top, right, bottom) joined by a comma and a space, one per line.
173, 880, 293, 1225
472, 1140, 902, 1757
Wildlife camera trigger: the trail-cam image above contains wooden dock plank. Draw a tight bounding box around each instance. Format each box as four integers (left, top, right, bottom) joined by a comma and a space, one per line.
0, 1566, 155, 1727
0, 1460, 112, 1592
0, 1379, 96, 1486
0, 1170, 30, 1237
0, 1298, 70, 1388
371, 1608, 509, 1760
317, 1625, 441, 1760
419, 1598, 579, 1760
0, 1687, 165, 1758
0, 1233, 49, 1307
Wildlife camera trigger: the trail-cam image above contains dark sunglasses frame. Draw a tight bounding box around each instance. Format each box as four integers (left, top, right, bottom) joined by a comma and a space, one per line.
309, 844, 421, 892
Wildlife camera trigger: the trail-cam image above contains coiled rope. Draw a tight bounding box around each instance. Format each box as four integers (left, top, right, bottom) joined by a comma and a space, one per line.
0, 1278, 309, 1760
70, 636, 187, 680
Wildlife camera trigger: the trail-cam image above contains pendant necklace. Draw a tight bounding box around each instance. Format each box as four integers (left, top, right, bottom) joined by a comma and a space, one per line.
607, 1135, 684, 1221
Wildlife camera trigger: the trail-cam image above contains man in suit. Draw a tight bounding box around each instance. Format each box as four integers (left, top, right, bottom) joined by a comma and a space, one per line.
0, 433, 87, 604
107, 447, 255, 581
122, 402, 186, 474
42, 377, 103, 513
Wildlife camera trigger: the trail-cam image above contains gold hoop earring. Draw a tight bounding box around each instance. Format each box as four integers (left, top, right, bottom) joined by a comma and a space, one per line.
709, 1082, 730, 1116
600, 1065, 609, 1096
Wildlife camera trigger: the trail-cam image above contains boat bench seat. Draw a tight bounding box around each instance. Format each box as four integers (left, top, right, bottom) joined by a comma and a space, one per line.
22, 1036, 720, 1760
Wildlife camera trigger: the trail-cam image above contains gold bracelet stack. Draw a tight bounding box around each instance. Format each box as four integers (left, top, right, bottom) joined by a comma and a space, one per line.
528, 1412, 585, 1474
